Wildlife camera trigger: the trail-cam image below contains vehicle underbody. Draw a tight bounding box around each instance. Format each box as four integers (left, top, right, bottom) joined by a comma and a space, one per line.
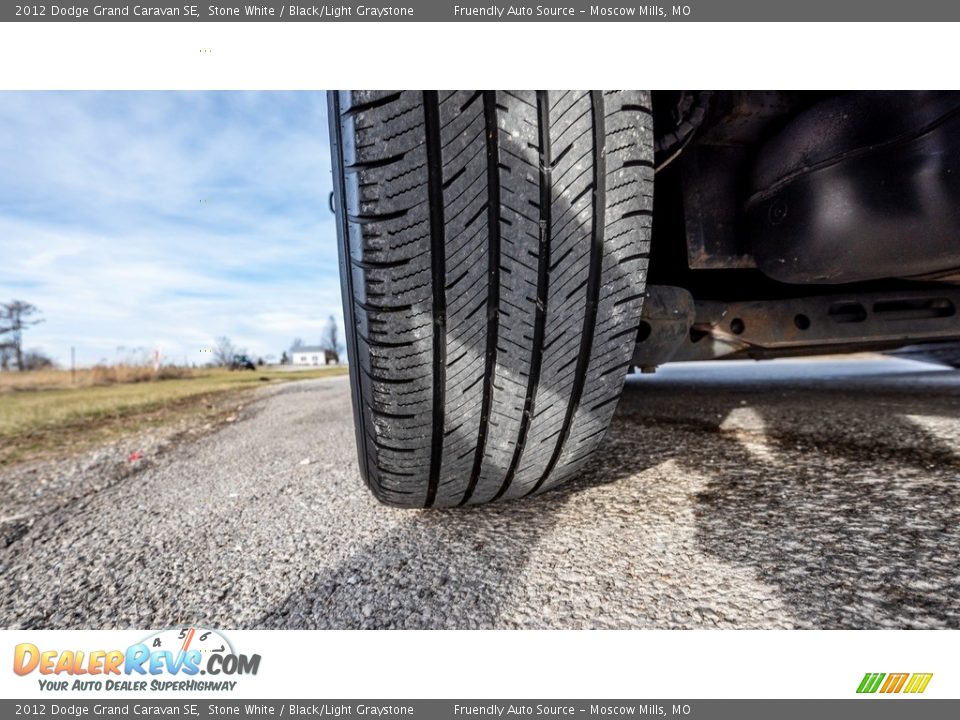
638, 90, 960, 370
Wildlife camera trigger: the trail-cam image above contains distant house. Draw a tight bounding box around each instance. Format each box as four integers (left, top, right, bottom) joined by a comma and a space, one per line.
291, 346, 339, 366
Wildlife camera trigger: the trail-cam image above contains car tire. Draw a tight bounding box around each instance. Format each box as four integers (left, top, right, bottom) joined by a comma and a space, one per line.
329, 90, 653, 507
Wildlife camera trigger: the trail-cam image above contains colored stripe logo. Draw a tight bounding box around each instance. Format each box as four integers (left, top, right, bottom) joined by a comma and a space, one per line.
857, 673, 933, 694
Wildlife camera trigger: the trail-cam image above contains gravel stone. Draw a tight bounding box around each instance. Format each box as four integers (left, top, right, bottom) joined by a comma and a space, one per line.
0, 359, 958, 629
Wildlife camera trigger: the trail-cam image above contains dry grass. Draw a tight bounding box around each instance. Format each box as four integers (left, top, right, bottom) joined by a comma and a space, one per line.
0, 363, 193, 391
0, 365, 347, 466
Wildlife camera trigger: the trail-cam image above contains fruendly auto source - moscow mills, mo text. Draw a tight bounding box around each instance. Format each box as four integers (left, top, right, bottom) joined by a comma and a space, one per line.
14, 4, 417, 18
14, 3, 690, 19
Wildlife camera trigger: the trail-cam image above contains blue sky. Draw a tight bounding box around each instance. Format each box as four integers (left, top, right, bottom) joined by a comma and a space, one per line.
0, 91, 341, 367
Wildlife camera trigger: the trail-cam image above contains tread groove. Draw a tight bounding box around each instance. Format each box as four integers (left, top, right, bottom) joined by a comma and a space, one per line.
493, 90, 552, 502
529, 90, 606, 496
344, 153, 407, 172
343, 91, 404, 116
423, 90, 447, 508
461, 91, 503, 506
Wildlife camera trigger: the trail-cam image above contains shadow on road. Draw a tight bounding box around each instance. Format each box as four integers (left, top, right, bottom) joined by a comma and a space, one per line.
260, 360, 960, 629
634, 362, 960, 628
256, 426, 655, 629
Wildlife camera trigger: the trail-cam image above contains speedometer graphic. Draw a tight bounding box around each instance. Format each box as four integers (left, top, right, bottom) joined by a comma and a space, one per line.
141, 626, 235, 660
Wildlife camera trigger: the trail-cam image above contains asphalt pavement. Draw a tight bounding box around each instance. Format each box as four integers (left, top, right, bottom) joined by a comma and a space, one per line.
1, 357, 958, 629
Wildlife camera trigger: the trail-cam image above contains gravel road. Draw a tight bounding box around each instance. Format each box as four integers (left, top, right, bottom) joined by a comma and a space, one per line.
1, 358, 958, 629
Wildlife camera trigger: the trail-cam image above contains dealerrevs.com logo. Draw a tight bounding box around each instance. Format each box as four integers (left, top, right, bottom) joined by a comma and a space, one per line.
857, 673, 933, 695
13, 627, 260, 692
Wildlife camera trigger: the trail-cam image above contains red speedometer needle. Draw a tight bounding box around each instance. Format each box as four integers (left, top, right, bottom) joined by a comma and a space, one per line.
180, 627, 196, 653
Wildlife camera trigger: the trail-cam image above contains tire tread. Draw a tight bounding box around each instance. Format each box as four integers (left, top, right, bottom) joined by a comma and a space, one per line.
330, 90, 652, 507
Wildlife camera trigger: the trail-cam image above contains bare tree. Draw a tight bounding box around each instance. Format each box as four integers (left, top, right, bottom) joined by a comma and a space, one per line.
21, 349, 54, 371
0, 301, 44, 371
320, 316, 342, 364
213, 336, 237, 367
321, 315, 341, 354
290, 337, 305, 352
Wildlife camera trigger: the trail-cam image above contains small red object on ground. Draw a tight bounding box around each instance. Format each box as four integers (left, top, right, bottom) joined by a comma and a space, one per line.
127, 451, 143, 462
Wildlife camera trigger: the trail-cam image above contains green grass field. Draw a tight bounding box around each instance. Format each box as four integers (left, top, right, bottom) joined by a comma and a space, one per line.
0, 366, 347, 466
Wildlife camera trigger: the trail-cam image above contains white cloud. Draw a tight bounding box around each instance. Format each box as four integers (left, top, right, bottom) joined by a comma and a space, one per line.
0, 91, 345, 366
